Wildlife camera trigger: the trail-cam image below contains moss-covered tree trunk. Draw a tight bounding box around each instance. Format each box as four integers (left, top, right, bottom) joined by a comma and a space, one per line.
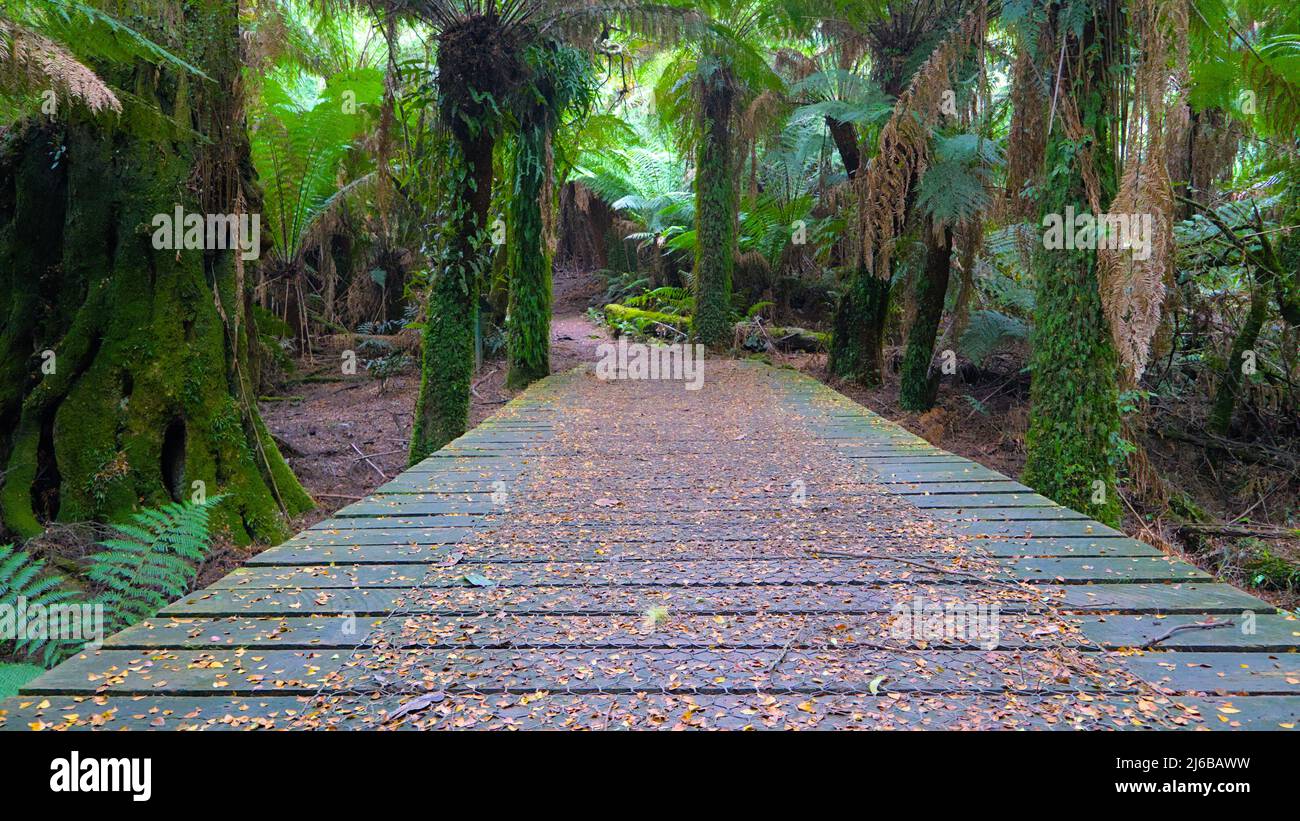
505, 120, 551, 389
0, 0, 312, 543
691, 59, 737, 348
827, 267, 889, 385
409, 135, 492, 463
899, 222, 954, 411
1022, 3, 1122, 527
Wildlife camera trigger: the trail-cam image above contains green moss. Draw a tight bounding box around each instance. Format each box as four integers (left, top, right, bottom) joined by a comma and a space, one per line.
899, 226, 953, 412
827, 266, 889, 386
505, 122, 551, 390
691, 57, 737, 348
603, 303, 692, 336
0, 5, 312, 546
1022, 5, 1122, 528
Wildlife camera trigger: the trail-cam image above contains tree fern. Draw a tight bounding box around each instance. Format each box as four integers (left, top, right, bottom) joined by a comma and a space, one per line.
86, 497, 223, 633
0, 543, 79, 665
960, 309, 1030, 368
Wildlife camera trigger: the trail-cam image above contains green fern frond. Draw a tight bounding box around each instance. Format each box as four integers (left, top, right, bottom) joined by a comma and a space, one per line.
85, 496, 224, 634
0, 543, 80, 665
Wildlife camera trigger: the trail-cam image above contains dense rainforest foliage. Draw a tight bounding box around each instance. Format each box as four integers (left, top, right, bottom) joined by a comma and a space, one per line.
0, 0, 1298, 689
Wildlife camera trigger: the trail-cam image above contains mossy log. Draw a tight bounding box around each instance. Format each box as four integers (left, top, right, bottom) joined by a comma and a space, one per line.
603, 304, 692, 338
734, 323, 827, 353
0, 3, 312, 543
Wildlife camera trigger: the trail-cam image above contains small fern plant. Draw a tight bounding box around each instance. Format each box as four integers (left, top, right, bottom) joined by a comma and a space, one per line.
86, 496, 224, 633
0, 543, 79, 665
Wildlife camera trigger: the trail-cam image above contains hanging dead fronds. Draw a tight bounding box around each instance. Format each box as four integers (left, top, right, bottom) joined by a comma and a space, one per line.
854, 1, 988, 281
0, 21, 121, 113
1098, 0, 1187, 383
1002, 32, 1050, 219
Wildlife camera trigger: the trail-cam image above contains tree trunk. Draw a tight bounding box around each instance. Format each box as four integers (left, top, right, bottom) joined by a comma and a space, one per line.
827, 265, 889, 385
1207, 267, 1271, 435
410, 132, 492, 463
692, 59, 737, 348
0, 1, 311, 543
899, 221, 954, 411
826, 117, 860, 178
506, 120, 552, 389
1023, 2, 1123, 528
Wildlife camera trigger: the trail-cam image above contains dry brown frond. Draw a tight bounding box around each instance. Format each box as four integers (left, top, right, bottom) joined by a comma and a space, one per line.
854, 2, 988, 281
0, 21, 121, 113
1002, 32, 1050, 219
1098, 0, 1186, 383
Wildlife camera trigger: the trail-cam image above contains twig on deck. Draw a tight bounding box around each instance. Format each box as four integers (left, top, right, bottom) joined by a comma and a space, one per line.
1140, 619, 1234, 649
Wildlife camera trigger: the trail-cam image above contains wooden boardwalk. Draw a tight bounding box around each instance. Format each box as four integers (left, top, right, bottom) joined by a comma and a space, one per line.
3, 360, 1298, 730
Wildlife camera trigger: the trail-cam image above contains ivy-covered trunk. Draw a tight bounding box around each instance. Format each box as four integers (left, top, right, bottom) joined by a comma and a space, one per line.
899, 222, 954, 411
505, 121, 551, 389
1022, 2, 1123, 527
691, 58, 737, 348
409, 135, 492, 462
0, 0, 311, 543
827, 267, 889, 385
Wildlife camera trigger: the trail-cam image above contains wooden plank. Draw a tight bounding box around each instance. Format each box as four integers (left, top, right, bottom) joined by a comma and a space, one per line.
218, 556, 1206, 588
906, 492, 1066, 508
24, 646, 1296, 697
162, 581, 1268, 617
93, 613, 1300, 652
1123, 652, 1300, 696
954, 520, 1126, 538
1080, 614, 1300, 651
5, 693, 1297, 731
969, 538, 1161, 557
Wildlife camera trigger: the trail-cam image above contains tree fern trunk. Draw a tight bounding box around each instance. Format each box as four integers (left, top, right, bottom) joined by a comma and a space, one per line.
899, 222, 953, 411
827, 267, 889, 386
0, 0, 311, 543
1023, 1, 1123, 528
410, 134, 492, 462
692, 61, 737, 348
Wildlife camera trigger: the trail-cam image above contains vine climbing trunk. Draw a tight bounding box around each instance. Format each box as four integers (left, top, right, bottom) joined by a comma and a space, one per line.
1022, 1, 1123, 527
410, 12, 517, 463
0, 0, 312, 543
410, 135, 493, 463
899, 222, 954, 411
505, 121, 551, 390
691, 58, 737, 348
827, 267, 889, 385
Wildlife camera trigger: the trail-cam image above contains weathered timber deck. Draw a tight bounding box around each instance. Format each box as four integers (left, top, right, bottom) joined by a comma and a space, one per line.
2, 360, 1297, 730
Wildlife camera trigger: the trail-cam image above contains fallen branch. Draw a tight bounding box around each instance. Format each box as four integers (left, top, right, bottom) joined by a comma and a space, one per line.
1140, 619, 1234, 649
350, 442, 388, 479
1177, 523, 1298, 540
1157, 426, 1300, 472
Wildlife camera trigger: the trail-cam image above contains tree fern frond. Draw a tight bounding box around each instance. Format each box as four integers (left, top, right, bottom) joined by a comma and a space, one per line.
85, 497, 224, 635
